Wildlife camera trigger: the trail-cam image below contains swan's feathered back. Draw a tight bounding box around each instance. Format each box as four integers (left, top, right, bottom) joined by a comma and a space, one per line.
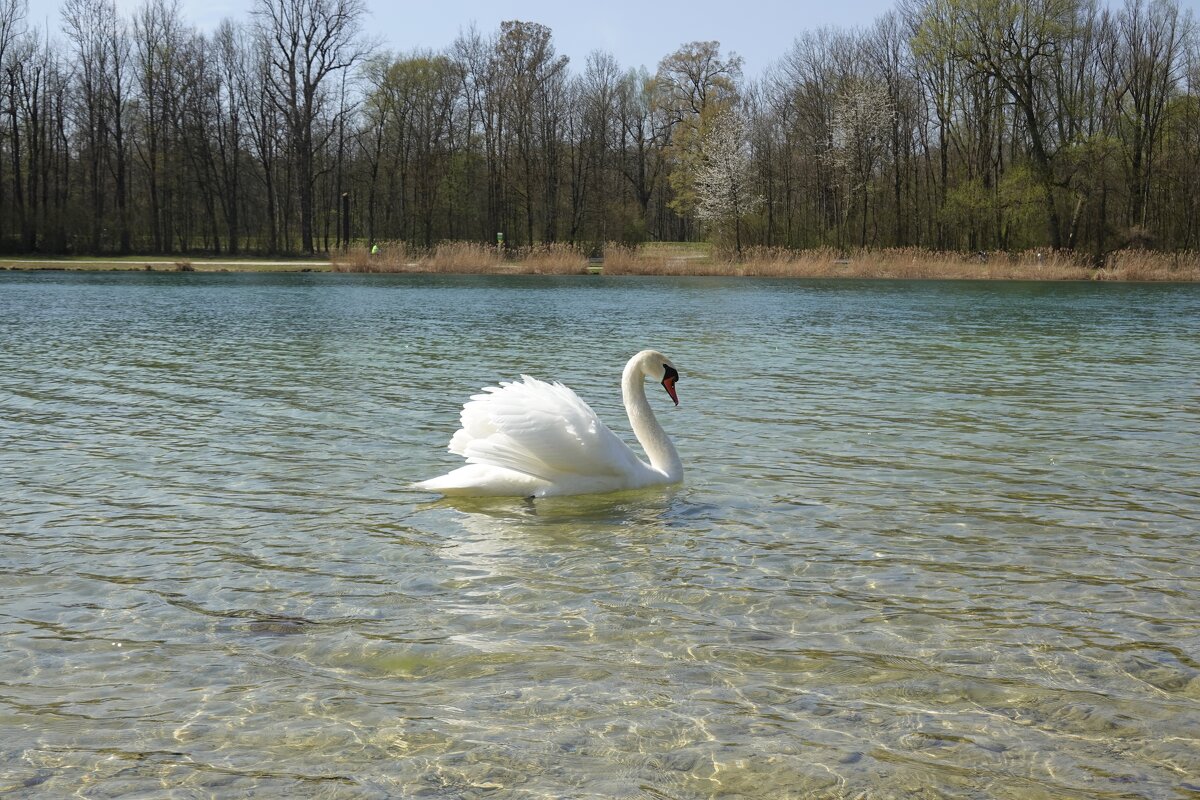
449, 376, 639, 481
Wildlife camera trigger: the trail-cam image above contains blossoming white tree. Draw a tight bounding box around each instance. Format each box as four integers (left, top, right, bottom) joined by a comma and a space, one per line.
694, 110, 760, 254
825, 79, 895, 246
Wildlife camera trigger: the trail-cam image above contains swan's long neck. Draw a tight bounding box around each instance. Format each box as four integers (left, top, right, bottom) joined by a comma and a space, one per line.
622, 357, 682, 481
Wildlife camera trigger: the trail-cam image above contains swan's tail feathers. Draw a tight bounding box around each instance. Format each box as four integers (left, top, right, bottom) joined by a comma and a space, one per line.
412, 465, 544, 497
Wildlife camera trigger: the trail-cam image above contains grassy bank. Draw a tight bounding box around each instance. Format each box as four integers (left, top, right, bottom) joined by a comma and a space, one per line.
6, 244, 1199, 281
0, 256, 331, 272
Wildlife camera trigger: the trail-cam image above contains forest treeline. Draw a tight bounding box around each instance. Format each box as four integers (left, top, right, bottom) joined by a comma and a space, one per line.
1, 0, 1197, 258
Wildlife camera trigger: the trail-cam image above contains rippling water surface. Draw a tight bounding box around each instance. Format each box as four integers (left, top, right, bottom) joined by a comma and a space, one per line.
2, 271, 1199, 798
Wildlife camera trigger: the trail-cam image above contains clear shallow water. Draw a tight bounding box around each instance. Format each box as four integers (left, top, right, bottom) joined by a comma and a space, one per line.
1, 271, 1198, 799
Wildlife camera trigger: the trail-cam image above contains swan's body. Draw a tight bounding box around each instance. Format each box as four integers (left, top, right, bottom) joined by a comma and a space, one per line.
414, 350, 682, 497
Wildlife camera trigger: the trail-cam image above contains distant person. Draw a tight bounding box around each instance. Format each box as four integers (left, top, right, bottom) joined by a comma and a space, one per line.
371, 243, 380, 255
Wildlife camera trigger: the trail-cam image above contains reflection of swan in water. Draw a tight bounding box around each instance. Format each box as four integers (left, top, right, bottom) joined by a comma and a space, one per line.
421, 485, 692, 557
427, 485, 687, 529
415, 350, 682, 497
428, 487, 686, 652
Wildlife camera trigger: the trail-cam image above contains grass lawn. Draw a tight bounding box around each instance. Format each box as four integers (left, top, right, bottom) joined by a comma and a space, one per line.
0, 256, 332, 272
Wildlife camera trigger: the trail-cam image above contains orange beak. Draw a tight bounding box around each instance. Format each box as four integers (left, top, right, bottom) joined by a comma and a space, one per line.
662, 375, 679, 406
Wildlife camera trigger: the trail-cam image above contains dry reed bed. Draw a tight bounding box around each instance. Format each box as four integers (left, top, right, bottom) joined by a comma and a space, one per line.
733, 247, 1200, 281
333, 243, 1200, 281
331, 241, 587, 274
606, 245, 1200, 281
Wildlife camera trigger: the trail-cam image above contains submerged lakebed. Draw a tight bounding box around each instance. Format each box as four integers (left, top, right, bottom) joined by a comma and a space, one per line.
2, 271, 1198, 797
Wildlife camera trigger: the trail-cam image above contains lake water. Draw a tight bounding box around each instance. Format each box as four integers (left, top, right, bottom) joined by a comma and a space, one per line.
1, 271, 1198, 798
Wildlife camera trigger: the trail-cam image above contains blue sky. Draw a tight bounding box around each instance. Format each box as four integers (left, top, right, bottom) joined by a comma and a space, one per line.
37, 0, 902, 76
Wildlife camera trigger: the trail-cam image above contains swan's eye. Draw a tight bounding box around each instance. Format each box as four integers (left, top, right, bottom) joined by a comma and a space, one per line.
662, 364, 679, 381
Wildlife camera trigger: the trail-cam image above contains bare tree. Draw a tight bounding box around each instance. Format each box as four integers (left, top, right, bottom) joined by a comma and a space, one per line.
1103, 0, 1188, 234
132, 0, 185, 252
565, 51, 620, 243
252, 0, 370, 253
2, 0, 30, 246
0, 0, 25, 86
103, 4, 131, 252
615, 67, 672, 235
213, 19, 246, 253
62, 0, 116, 251
777, 29, 859, 245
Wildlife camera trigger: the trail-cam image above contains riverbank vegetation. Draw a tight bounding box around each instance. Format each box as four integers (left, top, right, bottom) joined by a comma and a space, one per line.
330, 242, 587, 274
329, 242, 1200, 281
6, 242, 1197, 280
0, 0, 1197, 266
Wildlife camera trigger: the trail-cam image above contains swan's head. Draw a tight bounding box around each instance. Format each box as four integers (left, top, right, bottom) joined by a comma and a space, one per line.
635, 349, 679, 406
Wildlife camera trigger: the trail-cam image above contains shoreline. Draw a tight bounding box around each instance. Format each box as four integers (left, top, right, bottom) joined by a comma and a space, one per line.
3, 251, 1199, 282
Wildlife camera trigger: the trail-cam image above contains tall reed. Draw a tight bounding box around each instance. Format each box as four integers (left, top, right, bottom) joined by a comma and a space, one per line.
422, 241, 505, 273
330, 240, 415, 272
615, 245, 1200, 281
509, 242, 589, 274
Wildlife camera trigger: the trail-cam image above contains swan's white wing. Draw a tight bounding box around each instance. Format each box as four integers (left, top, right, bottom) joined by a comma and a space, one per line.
447, 375, 645, 482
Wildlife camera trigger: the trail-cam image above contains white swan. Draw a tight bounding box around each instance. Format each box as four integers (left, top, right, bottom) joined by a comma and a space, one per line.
414, 349, 682, 497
